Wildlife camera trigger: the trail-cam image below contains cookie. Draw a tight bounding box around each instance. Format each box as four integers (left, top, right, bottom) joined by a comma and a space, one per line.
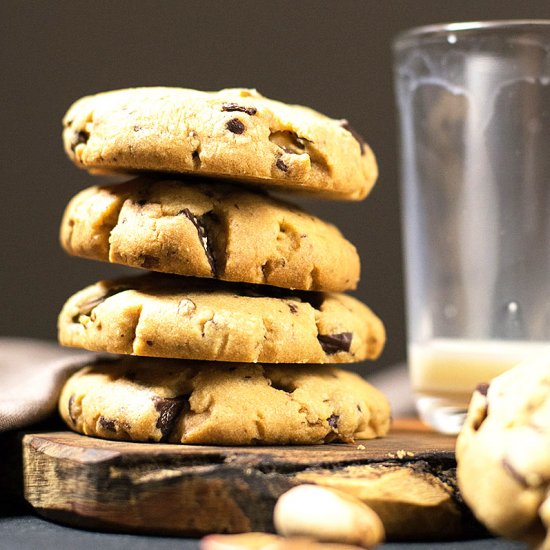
58, 274, 385, 364
59, 356, 391, 445
456, 357, 550, 548
62, 87, 377, 200
60, 177, 360, 292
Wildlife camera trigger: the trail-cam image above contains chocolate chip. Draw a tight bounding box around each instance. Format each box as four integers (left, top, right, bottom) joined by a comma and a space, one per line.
70, 129, 89, 152
276, 158, 288, 172
318, 332, 353, 355
340, 119, 366, 155
226, 118, 245, 134
288, 303, 298, 314
133, 125, 142, 132
327, 414, 340, 430
476, 383, 490, 396
137, 199, 147, 206
357, 404, 362, 413
72, 285, 130, 322
179, 208, 220, 277
192, 149, 201, 168
502, 458, 530, 487
98, 416, 117, 433
146, 340, 153, 347
153, 395, 190, 442
222, 103, 257, 116
68, 395, 77, 424
270, 379, 294, 393
140, 255, 160, 269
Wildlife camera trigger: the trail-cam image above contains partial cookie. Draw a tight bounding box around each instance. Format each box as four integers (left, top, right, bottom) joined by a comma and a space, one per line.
60, 177, 360, 292
456, 357, 550, 549
59, 356, 391, 445
63, 87, 377, 200
58, 274, 385, 364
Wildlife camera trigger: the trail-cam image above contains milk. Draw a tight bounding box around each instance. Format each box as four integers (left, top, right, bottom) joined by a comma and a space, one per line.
410, 339, 550, 401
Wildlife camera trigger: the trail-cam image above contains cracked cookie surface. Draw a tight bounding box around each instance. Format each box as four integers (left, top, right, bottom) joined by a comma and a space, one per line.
59, 356, 391, 444
457, 357, 550, 548
62, 87, 377, 200
58, 274, 385, 364
60, 177, 360, 292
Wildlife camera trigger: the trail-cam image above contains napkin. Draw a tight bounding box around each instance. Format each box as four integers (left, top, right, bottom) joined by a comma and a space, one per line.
0, 337, 92, 432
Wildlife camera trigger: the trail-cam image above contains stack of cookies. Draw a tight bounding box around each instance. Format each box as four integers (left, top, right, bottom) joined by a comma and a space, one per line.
57, 87, 391, 445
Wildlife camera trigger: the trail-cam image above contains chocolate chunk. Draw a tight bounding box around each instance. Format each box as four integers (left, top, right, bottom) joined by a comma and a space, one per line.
137, 199, 147, 206
318, 332, 353, 355
140, 255, 160, 269
98, 416, 117, 433
270, 379, 294, 393
68, 395, 77, 424
153, 395, 190, 442
192, 149, 201, 168
502, 458, 530, 487
72, 285, 130, 322
222, 103, 257, 116
327, 414, 340, 430
179, 208, 220, 277
235, 284, 324, 311
270, 130, 307, 154
340, 119, 366, 155
476, 383, 490, 396
226, 118, 245, 134
276, 158, 289, 172
70, 129, 89, 152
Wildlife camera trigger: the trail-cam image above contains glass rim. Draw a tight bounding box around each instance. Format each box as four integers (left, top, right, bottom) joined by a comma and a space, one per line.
394, 19, 550, 50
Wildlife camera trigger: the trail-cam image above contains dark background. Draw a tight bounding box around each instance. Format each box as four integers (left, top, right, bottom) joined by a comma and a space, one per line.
2, 1, 549, 370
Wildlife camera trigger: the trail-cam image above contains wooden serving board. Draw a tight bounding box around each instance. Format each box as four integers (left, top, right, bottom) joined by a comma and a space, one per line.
22, 420, 484, 541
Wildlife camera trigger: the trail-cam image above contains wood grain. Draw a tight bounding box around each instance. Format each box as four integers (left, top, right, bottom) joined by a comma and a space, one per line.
22, 420, 484, 540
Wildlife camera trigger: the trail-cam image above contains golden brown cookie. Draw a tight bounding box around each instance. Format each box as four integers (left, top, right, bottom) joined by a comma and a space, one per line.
59, 356, 391, 445
63, 87, 377, 200
60, 177, 360, 292
457, 357, 550, 548
58, 274, 385, 364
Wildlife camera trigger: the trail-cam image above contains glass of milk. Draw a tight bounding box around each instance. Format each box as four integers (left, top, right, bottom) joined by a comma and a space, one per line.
394, 21, 550, 433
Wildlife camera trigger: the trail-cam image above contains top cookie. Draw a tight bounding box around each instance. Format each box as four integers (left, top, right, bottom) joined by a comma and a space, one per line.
62, 87, 378, 200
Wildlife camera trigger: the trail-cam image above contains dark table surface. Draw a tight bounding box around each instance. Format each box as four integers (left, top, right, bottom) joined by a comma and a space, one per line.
0, 515, 528, 550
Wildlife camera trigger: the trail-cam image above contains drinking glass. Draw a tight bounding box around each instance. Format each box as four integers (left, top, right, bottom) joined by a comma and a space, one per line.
394, 21, 550, 433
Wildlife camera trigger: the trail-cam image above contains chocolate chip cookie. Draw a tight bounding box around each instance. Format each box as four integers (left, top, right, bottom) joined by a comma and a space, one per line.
58, 274, 385, 364
63, 87, 377, 200
457, 357, 550, 548
60, 177, 360, 292
59, 356, 391, 445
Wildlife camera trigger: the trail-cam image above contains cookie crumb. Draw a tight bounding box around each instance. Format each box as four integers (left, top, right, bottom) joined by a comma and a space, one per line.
357, 444, 366, 450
